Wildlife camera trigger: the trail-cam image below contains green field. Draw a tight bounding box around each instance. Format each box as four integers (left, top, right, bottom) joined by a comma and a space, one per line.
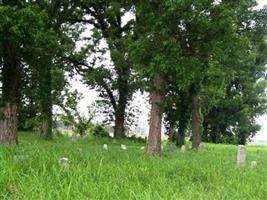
0, 132, 266, 200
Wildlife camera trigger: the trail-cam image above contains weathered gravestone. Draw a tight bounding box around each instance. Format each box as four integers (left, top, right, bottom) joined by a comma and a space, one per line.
168, 143, 175, 152
121, 144, 127, 150
181, 145, 186, 153
70, 125, 77, 142
103, 144, 108, 150
198, 143, 204, 151
251, 161, 257, 168
237, 145, 246, 166
71, 132, 77, 142
59, 157, 70, 171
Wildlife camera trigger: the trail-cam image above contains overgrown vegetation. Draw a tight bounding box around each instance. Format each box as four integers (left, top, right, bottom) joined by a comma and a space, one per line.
1, 1, 267, 199
0, 132, 266, 199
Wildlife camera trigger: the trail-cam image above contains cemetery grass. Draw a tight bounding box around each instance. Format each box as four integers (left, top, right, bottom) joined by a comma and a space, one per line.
0, 132, 267, 200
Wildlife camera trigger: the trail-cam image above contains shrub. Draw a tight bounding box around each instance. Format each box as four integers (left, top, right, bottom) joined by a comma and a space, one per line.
92, 124, 110, 137
127, 135, 146, 143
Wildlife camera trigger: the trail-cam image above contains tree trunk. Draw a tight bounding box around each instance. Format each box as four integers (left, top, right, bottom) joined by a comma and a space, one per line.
0, 42, 19, 144
238, 131, 247, 145
113, 69, 128, 138
176, 132, 185, 148
202, 116, 209, 142
191, 95, 202, 149
146, 72, 166, 156
114, 114, 125, 138
39, 64, 52, 140
0, 103, 18, 144
168, 125, 175, 142
40, 113, 52, 139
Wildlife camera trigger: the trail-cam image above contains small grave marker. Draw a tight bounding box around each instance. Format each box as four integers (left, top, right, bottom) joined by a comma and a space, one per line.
59, 157, 70, 171
237, 145, 246, 166
181, 145, 186, 153
121, 144, 127, 150
198, 143, 204, 151
251, 161, 257, 168
103, 144, 108, 150
168, 143, 175, 152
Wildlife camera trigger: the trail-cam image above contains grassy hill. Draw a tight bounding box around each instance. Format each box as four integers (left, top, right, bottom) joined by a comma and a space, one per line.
0, 132, 266, 199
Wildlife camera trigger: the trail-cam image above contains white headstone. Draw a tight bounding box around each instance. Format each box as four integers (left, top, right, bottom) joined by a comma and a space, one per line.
59, 157, 70, 170
161, 145, 164, 150
168, 143, 175, 152
237, 145, 246, 166
103, 144, 108, 150
71, 132, 77, 142
140, 146, 145, 150
251, 161, 257, 168
181, 145, 186, 153
121, 144, 127, 150
198, 143, 204, 151
14, 155, 29, 162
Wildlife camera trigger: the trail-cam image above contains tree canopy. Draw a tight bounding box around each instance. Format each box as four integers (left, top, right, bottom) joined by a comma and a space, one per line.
0, 0, 266, 156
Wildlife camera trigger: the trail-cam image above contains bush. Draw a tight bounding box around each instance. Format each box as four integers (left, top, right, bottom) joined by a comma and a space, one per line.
19, 117, 38, 131
92, 124, 110, 137
127, 135, 146, 143
53, 129, 65, 138
75, 119, 90, 136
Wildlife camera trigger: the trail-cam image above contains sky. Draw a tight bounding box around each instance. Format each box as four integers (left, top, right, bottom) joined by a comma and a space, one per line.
70, 0, 267, 142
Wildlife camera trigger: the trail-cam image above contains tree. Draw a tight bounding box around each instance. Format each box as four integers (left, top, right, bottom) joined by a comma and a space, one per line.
202, 5, 267, 145
18, 64, 39, 131
133, 0, 260, 153
71, 0, 137, 138
164, 88, 191, 148
30, 0, 80, 139
55, 87, 95, 136
132, 1, 183, 155
0, 1, 56, 144
169, 0, 258, 149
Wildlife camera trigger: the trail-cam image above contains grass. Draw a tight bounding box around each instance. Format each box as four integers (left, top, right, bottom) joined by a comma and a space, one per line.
0, 132, 267, 200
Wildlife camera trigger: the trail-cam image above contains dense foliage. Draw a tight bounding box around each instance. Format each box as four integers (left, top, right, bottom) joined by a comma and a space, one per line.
0, 1, 266, 154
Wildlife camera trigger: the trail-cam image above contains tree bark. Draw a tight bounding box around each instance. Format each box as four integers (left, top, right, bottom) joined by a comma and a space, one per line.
0, 42, 19, 144
191, 95, 202, 149
113, 63, 129, 138
238, 131, 247, 145
39, 64, 52, 140
168, 125, 175, 142
114, 114, 125, 138
146, 72, 166, 156
0, 103, 18, 144
40, 112, 52, 139
176, 132, 185, 148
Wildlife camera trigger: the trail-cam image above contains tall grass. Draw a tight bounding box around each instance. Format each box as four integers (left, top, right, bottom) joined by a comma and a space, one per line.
0, 132, 266, 199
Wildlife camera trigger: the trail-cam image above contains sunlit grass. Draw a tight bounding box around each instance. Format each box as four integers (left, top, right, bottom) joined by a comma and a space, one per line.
0, 132, 266, 199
